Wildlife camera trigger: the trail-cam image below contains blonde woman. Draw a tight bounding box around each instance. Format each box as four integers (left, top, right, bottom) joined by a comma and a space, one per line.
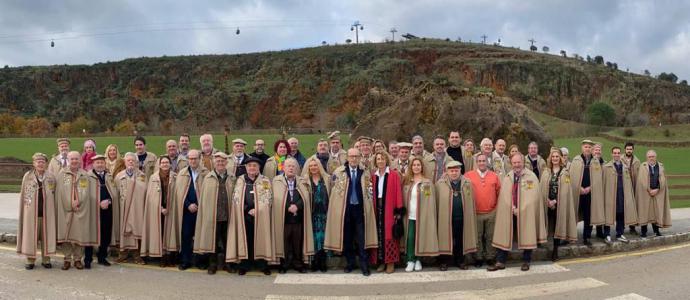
302, 156, 332, 272
540, 148, 577, 262
105, 144, 125, 177
401, 157, 438, 272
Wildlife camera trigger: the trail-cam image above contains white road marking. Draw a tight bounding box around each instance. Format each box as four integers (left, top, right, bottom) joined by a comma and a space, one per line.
274, 263, 568, 285
266, 277, 607, 299
605, 293, 651, 300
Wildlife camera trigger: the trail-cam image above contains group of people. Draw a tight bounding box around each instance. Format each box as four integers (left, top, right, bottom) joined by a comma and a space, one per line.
17, 130, 672, 276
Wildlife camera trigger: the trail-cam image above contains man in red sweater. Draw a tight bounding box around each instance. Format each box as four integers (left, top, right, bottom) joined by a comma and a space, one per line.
464, 153, 501, 267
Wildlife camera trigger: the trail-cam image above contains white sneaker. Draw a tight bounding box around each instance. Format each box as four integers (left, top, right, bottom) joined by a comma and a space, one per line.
617, 235, 629, 243
605, 236, 613, 245
414, 260, 422, 271
405, 261, 414, 272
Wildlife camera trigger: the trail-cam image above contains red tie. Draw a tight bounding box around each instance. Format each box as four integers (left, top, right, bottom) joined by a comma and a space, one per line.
512, 173, 520, 207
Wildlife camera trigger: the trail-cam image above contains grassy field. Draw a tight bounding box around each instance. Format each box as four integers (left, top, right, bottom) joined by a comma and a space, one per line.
0, 134, 351, 162
607, 124, 690, 142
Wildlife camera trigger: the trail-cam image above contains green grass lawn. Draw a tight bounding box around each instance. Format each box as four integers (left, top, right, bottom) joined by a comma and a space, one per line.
607, 124, 690, 142
0, 134, 351, 162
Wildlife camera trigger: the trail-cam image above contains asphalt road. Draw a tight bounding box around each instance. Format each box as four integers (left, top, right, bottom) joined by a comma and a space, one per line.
0, 241, 687, 299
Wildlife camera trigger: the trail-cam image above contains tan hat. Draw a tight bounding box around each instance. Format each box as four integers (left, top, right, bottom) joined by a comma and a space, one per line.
91, 154, 106, 161
357, 136, 373, 143
446, 160, 462, 169
232, 138, 247, 145
327, 131, 341, 141
581, 139, 595, 145
56, 138, 71, 146
32, 152, 48, 161
397, 142, 413, 149
213, 152, 229, 159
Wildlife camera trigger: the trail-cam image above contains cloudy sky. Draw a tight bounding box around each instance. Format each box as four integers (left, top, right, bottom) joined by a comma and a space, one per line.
1, 0, 689, 80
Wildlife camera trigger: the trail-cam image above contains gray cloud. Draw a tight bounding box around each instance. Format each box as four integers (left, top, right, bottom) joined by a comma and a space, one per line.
0, 0, 688, 80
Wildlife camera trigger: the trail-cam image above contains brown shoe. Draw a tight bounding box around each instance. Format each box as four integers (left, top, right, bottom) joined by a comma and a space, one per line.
208, 266, 217, 275
74, 261, 84, 270
61, 261, 71, 270
116, 253, 128, 264
521, 263, 530, 271
385, 263, 395, 274
134, 257, 146, 265
487, 263, 505, 272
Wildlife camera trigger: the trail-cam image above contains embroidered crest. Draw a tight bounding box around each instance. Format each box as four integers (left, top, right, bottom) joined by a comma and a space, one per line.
63, 176, 72, 186
47, 181, 55, 191
78, 178, 88, 189
262, 180, 270, 190
422, 183, 431, 197
138, 175, 146, 182
564, 176, 571, 184
525, 180, 534, 190
23, 184, 36, 205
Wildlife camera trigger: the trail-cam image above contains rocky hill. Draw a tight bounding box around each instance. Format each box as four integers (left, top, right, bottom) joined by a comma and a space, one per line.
1, 40, 688, 144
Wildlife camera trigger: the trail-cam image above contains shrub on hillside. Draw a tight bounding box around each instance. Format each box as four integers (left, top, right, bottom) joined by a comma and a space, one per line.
585, 102, 616, 127
113, 120, 136, 135
23, 117, 53, 136
623, 128, 634, 137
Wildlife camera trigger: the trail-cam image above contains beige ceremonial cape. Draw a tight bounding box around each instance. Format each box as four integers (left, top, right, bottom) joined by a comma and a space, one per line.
324, 165, 378, 252
540, 168, 578, 242
402, 179, 440, 256
141, 171, 176, 257
193, 171, 234, 254
603, 161, 639, 226
167, 166, 208, 252
492, 169, 547, 250
17, 171, 57, 258
56, 168, 99, 246
155, 156, 188, 174
570, 155, 606, 225
87, 170, 121, 247
463, 150, 475, 172
327, 149, 348, 174
525, 155, 547, 176
492, 151, 511, 176
264, 156, 301, 180
225, 154, 246, 176
226, 174, 276, 263
272, 175, 315, 263
435, 176, 478, 255
423, 153, 453, 183
636, 162, 672, 227
139, 152, 158, 180
115, 169, 147, 250
623, 155, 642, 190
48, 154, 66, 177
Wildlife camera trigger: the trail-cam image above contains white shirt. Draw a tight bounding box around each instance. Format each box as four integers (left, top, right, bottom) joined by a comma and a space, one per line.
478, 169, 488, 179
191, 168, 199, 183
409, 183, 419, 220
375, 167, 390, 198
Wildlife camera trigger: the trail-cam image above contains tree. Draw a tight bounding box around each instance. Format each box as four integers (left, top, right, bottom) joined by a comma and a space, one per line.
23, 117, 53, 136
586, 102, 616, 126
530, 45, 537, 52
113, 120, 136, 135
658, 72, 678, 83
680, 80, 688, 86
542, 46, 549, 53
560, 50, 567, 57
644, 69, 651, 76
594, 55, 604, 65
586, 55, 592, 63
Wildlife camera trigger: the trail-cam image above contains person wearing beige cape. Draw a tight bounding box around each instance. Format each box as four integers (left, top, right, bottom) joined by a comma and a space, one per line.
524, 142, 547, 180
602, 147, 639, 244
436, 160, 478, 271
540, 148, 577, 262
473, 138, 494, 172
105, 144, 126, 179
134, 136, 158, 180
636, 150, 672, 237
623, 142, 643, 234
488, 153, 546, 272
273, 158, 314, 274
84, 155, 120, 269
194, 152, 234, 275
171, 150, 208, 270
463, 139, 475, 172
48, 138, 71, 176
424, 136, 453, 183
155, 140, 188, 173
18, 153, 57, 270
226, 139, 249, 177
263, 139, 291, 180
492, 139, 511, 176
141, 156, 177, 267
402, 158, 435, 273
327, 131, 348, 174
569, 139, 606, 246
324, 148, 377, 276
115, 152, 147, 265
357, 136, 375, 171
226, 156, 275, 275
303, 156, 332, 272
391, 142, 413, 175
56, 151, 99, 271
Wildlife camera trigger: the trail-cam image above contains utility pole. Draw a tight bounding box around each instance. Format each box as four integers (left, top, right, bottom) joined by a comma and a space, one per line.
351, 21, 364, 44
528, 38, 537, 46
390, 28, 398, 42
481, 34, 487, 44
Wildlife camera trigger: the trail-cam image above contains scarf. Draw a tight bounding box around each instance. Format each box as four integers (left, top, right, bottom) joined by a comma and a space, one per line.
275, 155, 287, 172
82, 152, 97, 170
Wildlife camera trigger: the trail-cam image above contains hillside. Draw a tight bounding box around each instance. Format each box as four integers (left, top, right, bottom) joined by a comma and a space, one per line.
1, 39, 689, 136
